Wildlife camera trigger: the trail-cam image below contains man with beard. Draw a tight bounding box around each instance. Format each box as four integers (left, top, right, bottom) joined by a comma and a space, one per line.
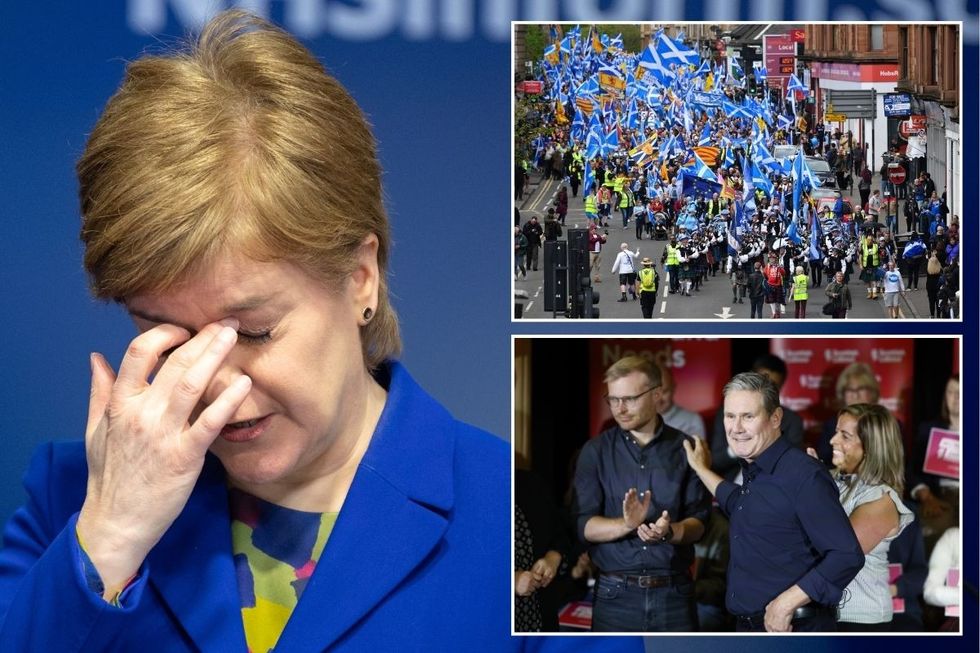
573, 356, 710, 631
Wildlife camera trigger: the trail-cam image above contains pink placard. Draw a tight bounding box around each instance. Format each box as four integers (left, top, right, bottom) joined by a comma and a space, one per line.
888, 563, 902, 584
947, 568, 960, 588
923, 428, 960, 479
892, 597, 905, 614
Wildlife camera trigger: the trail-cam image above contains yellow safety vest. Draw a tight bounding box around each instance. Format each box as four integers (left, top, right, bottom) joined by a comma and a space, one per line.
793, 274, 809, 300
666, 245, 680, 265
618, 188, 632, 208
585, 194, 597, 213
861, 242, 879, 267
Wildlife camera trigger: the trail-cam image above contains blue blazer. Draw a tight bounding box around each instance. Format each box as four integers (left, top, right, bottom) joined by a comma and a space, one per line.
0, 362, 640, 652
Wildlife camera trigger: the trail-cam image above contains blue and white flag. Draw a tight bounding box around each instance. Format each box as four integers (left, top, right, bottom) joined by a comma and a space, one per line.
639, 42, 676, 86
656, 31, 700, 68
787, 73, 809, 96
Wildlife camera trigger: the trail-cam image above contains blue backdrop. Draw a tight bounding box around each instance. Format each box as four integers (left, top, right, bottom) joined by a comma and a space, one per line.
0, 2, 976, 649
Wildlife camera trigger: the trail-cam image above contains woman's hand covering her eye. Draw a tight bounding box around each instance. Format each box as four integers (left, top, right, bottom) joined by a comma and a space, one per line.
75, 320, 252, 599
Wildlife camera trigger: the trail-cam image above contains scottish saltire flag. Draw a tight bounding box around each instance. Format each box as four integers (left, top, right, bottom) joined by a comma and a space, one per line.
583, 158, 595, 194
722, 99, 753, 120
571, 108, 587, 141
658, 135, 676, 161
792, 152, 804, 216
609, 33, 624, 52
777, 114, 794, 130
754, 142, 780, 173
754, 66, 768, 82
730, 58, 744, 81
787, 74, 809, 96
602, 127, 619, 156
786, 214, 801, 244
692, 153, 715, 180
727, 228, 741, 256
560, 32, 574, 52
749, 159, 775, 197
656, 31, 700, 68
733, 195, 747, 235
585, 113, 603, 160
903, 239, 926, 259
808, 202, 823, 260
801, 156, 822, 189
721, 145, 735, 169
698, 122, 712, 146
638, 42, 676, 85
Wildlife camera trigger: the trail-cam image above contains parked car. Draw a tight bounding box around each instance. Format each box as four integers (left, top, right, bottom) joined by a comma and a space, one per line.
772, 144, 798, 164
805, 156, 837, 188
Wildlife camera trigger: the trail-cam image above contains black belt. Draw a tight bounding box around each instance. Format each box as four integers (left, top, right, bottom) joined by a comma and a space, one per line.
601, 572, 688, 589
735, 604, 836, 628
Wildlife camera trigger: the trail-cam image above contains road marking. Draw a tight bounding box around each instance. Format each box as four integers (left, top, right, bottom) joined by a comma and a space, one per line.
533, 286, 541, 298
525, 301, 534, 313
714, 306, 734, 319
660, 300, 666, 314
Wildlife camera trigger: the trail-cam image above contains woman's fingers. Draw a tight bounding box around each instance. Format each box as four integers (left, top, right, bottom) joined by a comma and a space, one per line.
86, 352, 116, 439
188, 374, 252, 450
150, 320, 234, 390
113, 324, 191, 398
154, 324, 240, 421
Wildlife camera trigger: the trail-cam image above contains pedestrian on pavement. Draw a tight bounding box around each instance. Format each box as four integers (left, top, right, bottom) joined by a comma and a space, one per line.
867, 189, 881, 225
902, 233, 926, 290
555, 185, 569, 225
825, 271, 852, 319
589, 223, 607, 283
543, 209, 563, 242
747, 262, 765, 319
925, 249, 942, 318
514, 226, 528, 280
637, 258, 659, 319
790, 266, 809, 319
882, 260, 906, 319
611, 242, 640, 302
858, 164, 872, 210
522, 216, 543, 272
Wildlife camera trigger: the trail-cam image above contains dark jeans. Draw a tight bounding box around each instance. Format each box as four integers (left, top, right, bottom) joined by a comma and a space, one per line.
591, 574, 698, 632
795, 299, 807, 318
667, 265, 679, 292
640, 290, 657, 318
750, 295, 764, 318
525, 245, 538, 271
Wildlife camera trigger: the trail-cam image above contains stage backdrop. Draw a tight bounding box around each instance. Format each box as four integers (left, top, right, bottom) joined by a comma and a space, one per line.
772, 338, 914, 445
588, 338, 731, 437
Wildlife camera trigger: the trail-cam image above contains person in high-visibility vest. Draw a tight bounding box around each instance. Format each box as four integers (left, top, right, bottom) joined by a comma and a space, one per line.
790, 266, 809, 319
618, 184, 633, 229
637, 257, 660, 319
584, 190, 599, 224
663, 239, 680, 294
859, 234, 880, 299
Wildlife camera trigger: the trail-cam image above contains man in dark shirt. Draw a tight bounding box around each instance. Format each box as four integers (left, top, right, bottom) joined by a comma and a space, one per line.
683, 372, 864, 632
572, 356, 710, 632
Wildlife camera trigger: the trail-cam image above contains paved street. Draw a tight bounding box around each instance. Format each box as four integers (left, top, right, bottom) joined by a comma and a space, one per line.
516, 173, 932, 320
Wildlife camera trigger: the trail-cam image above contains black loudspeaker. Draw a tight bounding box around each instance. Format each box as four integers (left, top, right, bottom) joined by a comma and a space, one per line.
543, 240, 568, 313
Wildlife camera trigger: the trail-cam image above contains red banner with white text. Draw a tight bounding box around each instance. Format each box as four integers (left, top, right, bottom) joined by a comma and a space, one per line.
771, 339, 914, 447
